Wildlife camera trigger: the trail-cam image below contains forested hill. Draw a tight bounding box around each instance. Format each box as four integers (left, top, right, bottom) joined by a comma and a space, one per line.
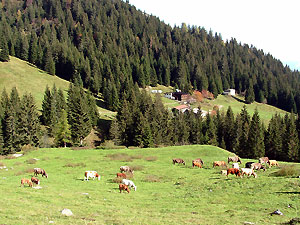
0, 0, 300, 112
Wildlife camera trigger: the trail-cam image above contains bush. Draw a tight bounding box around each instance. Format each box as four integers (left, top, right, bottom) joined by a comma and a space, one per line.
21, 144, 38, 154
106, 153, 133, 162
144, 156, 157, 161
130, 165, 144, 171
96, 140, 127, 150
271, 166, 300, 177
64, 162, 86, 168
111, 177, 123, 183
25, 158, 37, 164
144, 175, 161, 183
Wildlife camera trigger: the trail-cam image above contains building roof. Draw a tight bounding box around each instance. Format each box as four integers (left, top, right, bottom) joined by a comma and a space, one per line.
174, 105, 189, 110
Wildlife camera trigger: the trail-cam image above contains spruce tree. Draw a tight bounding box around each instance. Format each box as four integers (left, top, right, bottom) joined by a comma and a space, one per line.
224, 106, 236, 151
0, 36, 9, 62
283, 113, 299, 162
245, 79, 255, 104
41, 85, 52, 126
53, 109, 71, 147
265, 114, 283, 159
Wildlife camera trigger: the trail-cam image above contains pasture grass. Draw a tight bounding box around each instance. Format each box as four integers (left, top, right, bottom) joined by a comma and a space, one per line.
0, 145, 299, 224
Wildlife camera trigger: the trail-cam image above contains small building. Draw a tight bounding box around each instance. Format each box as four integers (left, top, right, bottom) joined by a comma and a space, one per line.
223, 89, 236, 96
172, 105, 190, 113
164, 92, 175, 100
151, 90, 162, 94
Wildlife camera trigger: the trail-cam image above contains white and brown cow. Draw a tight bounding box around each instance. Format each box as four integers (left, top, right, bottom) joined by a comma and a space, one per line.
33, 168, 48, 178
120, 166, 134, 174
84, 171, 101, 181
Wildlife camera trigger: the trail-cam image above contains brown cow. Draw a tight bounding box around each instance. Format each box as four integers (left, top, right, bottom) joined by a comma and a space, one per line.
259, 157, 269, 164
228, 156, 242, 164
192, 161, 202, 168
120, 166, 134, 174
33, 168, 48, 178
116, 173, 127, 179
268, 160, 279, 167
119, 183, 130, 193
172, 158, 185, 165
21, 178, 33, 187
31, 177, 40, 186
251, 163, 266, 171
193, 158, 204, 165
213, 161, 227, 168
227, 168, 241, 177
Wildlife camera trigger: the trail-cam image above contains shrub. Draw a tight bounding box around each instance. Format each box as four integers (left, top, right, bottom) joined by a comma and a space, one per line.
96, 140, 127, 150
111, 177, 123, 183
144, 156, 157, 161
64, 162, 86, 168
26, 158, 37, 164
271, 166, 300, 177
144, 175, 161, 183
131, 154, 143, 160
106, 153, 133, 162
21, 144, 38, 154
130, 165, 144, 171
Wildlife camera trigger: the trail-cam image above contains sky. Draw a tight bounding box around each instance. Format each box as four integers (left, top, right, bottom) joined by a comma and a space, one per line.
128, 0, 300, 70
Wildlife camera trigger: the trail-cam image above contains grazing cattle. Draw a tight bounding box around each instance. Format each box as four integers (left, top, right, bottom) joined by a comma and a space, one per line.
241, 168, 257, 178
228, 156, 242, 164
116, 173, 127, 179
172, 158, 185, 165
259, 157, 269, 164
119, 184, 130, 193
21, 178, 33, 187
251, 163, 266, 171
213, 161, 227, 168
245, 162, 255, 168
232, 163, 239, 169
120, 166, 134, 174
33, 168, 48, 178
192, 161, 202, 168
268, 160, 279, 167
220, 170, 227, 175
226, 168, 241, 177
122, 179, 137, 191
84, 171, 101, 181
31, 177, 40, 186
193, 158, 204, 165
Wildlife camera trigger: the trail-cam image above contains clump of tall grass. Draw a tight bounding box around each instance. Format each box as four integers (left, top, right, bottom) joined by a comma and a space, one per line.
130, 165, 144, 171
21, 144, 38, 154
271, 166, 300, 177
106, 153, 133, 162
144, 175, 161, 183
144, 156, 157, 161
96, 140, 127, 150
26, 158, 37, 164
64, 162, 86, 168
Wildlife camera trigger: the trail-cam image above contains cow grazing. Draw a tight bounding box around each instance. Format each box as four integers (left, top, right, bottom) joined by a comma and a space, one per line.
172, 158, 185, 165
31, 177, 40, 186
251, 163, 266, 171
259, 157, 269, 164
268, 160, 279, 167
84, 171, 101, 181
33, 168, 48, 178
226, 168, 241, 177
192, 161, 202, 168
120, 166, 134, 174
213, 161, 227, 168
228, 156, 242, 164
21, 178, 33, 187
245, 162, 255, 168
232, 163, 239, 169
193, 158, 204, 165
241, 168, 257, 178
122, 179, 137, 191
116, 173, 127, 179
119, 184, 130, 193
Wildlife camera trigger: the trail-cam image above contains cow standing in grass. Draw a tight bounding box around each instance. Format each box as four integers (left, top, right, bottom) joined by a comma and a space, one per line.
21, 178, 33, 187
119, 184, 130, 193
172, 158, 185, 165
33, 168, 48, 178
228, 156, 242, 164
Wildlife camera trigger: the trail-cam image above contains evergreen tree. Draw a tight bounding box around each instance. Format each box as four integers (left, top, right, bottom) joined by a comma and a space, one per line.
0, 36, 9, 62
41, 85, 52, 126
283, 113, 299, 162
265, 114, 283, 160
53, 109, 71, 147
245, 79, 255, 104
247, 109, 265, 158
224, 106, 236, 151
235, 105, 250, 157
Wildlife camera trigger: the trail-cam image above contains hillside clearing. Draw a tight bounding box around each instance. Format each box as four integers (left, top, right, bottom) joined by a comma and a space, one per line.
0, 145, 299, 224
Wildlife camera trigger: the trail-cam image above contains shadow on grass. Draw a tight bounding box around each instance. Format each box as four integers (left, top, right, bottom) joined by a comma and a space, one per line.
275, 191, 300, 194
232, 95, 247, 104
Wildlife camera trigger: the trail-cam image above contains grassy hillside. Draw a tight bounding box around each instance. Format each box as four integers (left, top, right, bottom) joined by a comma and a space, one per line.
0, 57, 69, 109
0, 146, 299, 224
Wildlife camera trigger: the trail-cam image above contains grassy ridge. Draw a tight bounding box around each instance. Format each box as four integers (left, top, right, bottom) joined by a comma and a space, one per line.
0, 145, 299, 224
0, 57, 69, 109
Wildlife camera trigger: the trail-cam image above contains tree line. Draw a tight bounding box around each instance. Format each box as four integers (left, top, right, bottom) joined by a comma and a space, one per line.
0, 0, 299, 113
0, 83, 98, 154
110, 90, 300, 162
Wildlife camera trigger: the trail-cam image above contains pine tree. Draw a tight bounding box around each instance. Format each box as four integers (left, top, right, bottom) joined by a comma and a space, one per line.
265, 114, 283, 160
245, 79, 255, 104
43, 46, 55, 75
224, 106, 236, 151
28, 32, 38, 65
53, 109, 71, 147
204, 113, 218, 146
247, 109, 265, 158
283, 113, 299, 162
109, 119, 121, 145
235, 105, 250, 157
41, 85, 52, 126
0, 36, 9, 62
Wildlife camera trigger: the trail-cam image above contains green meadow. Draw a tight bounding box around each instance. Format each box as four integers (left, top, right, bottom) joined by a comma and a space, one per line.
0, 145, 299, 225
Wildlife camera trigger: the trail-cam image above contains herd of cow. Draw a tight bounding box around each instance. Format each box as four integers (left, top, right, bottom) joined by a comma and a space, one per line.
20, 156, 278, 191
20, 166, 137, 194
173, 156, 279, 178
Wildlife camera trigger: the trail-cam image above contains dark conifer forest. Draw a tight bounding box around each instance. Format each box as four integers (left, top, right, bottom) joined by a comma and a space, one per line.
0, 0, 299, 162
